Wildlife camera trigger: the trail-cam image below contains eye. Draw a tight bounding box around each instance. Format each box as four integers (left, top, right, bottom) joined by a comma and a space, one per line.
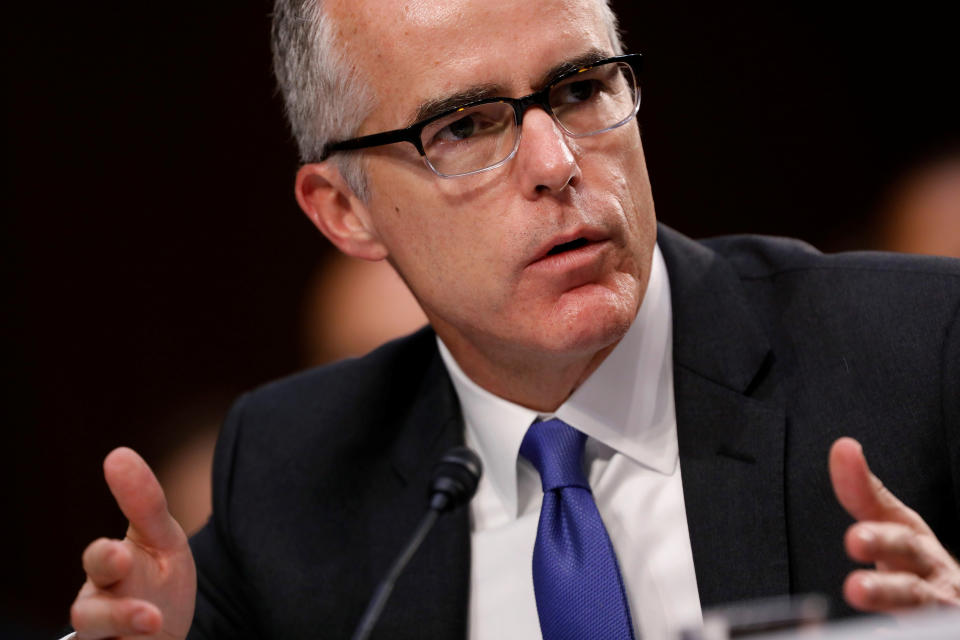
438, 114, 480, 142
551, 65, 625, 110
556, 78, 600, 104
424, 104, 512, 149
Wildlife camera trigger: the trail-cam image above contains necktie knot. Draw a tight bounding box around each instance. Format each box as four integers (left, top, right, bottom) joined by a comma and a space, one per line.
520, 418, 589, 492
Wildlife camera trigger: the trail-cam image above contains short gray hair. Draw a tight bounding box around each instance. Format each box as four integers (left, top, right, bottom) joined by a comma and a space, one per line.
270, 0, 624, 201
272, 0, 373, 199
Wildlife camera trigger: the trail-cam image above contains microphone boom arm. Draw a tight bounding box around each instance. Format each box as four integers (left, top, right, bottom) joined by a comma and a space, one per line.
350, 446, 482, 640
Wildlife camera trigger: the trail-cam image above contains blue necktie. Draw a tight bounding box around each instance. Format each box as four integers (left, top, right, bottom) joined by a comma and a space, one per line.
520, 418, 636, 640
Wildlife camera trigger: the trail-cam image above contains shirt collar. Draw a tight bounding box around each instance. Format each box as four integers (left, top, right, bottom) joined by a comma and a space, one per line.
438, 244, 676, 518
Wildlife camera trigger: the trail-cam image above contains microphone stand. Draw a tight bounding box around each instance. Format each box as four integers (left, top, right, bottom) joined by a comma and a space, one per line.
350, 503, 440, 640
350, 448, 481, 640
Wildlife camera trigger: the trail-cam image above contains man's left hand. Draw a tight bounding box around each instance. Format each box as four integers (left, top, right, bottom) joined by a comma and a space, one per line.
829, 437, 960, 612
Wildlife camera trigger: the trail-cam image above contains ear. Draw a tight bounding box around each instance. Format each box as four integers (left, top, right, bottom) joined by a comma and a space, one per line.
295, 162, 388, 261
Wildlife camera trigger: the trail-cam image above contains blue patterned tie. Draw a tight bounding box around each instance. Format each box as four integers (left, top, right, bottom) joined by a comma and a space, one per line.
520, 418, 636, 640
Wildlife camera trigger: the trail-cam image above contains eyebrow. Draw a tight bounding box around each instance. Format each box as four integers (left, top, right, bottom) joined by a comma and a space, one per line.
411, 84, 503, 125
408, 48, 613, 126
534, 48, 611, 90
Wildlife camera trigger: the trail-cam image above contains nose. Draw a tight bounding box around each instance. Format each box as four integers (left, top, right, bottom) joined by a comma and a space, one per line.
513, 107, 581, 198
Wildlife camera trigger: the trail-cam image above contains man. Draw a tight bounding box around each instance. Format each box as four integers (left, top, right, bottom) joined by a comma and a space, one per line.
69, 0, 960, 638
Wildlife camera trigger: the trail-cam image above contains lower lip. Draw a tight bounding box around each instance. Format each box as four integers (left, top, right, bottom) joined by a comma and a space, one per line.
527, 240, 609, 274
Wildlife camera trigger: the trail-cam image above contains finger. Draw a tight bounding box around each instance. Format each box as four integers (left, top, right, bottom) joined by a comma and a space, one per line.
828, 437, 929, 532
845, 522, 937, 575
71, 594, 162, 638
81, 538, 133, 588
103, 447, 184, 550
843, 569, 959, 612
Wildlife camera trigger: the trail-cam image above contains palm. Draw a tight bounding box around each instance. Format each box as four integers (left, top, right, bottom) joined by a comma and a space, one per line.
73, 448, 197, 639
114, 532, 196, 638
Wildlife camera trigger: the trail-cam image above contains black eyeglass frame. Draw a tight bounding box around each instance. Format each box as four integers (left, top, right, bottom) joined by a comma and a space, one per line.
318, 53, 643, 177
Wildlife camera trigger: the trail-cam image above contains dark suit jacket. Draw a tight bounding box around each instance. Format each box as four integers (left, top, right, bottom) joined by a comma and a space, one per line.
188, 224, 960, 639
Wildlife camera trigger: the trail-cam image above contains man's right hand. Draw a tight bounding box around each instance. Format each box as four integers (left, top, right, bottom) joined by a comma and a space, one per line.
70, 447, 197, 639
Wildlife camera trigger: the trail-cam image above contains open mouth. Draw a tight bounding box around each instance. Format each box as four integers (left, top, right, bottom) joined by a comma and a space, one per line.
546, 237, 590, 256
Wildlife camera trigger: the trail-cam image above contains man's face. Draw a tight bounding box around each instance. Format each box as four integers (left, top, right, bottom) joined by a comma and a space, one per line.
329, 0, 657, 374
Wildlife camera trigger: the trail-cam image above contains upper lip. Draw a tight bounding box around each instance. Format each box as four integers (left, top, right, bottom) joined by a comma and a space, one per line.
528, 226, 610, 264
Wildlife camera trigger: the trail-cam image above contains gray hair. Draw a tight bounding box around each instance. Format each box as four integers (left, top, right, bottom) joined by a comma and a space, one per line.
271, 0, 624, 201
272, 0, 373, 199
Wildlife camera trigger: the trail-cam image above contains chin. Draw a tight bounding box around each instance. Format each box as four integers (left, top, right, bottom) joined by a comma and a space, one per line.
539, 282, 638, 356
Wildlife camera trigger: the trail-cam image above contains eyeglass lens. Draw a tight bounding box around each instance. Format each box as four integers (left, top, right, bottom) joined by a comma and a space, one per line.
419, 61, 638, 177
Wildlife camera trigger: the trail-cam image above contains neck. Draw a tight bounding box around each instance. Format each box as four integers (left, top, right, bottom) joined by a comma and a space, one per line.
436, 330, 622, 412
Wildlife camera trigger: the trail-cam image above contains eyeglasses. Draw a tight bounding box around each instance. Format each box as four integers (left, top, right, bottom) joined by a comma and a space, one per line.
320, 53, 642, 178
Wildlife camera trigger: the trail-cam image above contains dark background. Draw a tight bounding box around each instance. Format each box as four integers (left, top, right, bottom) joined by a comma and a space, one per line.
4, 0, 958, 634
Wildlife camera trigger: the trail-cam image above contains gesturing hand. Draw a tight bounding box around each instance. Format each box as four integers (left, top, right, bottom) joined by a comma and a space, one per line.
70, 447, 197, 639
829, 437, 960, 612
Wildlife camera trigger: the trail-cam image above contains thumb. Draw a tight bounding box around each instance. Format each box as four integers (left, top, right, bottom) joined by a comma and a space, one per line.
828, 437, 929, 532
103, 447, 185, 551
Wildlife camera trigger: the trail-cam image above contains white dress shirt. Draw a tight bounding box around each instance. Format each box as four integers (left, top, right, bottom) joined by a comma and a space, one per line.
438, 244, 703, 640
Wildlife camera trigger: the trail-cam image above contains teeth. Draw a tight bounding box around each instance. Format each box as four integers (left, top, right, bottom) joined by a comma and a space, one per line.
547, 237, 589, 256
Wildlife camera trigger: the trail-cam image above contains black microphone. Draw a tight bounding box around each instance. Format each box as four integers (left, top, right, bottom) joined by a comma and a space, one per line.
350, 447, 482, 640
428, 446, 483, 512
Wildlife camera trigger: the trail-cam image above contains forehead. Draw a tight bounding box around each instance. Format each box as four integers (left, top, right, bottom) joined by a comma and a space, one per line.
328, 0, 613, 123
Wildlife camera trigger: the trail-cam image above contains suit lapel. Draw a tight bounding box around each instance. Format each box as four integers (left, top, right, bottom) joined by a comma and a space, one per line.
658, 225, 790, 608
373, 338, 471, 639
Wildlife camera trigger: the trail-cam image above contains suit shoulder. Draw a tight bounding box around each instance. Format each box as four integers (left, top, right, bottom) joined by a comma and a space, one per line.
243, 325, 437, 411
701, 233, 960, 284
657, 225, 960, 358
220, 326, 442, 452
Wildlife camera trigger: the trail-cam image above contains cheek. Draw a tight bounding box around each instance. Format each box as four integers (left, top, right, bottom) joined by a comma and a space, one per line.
602, 135, 655, 237
372, 195, 513, 318
369, 164, 516, 281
